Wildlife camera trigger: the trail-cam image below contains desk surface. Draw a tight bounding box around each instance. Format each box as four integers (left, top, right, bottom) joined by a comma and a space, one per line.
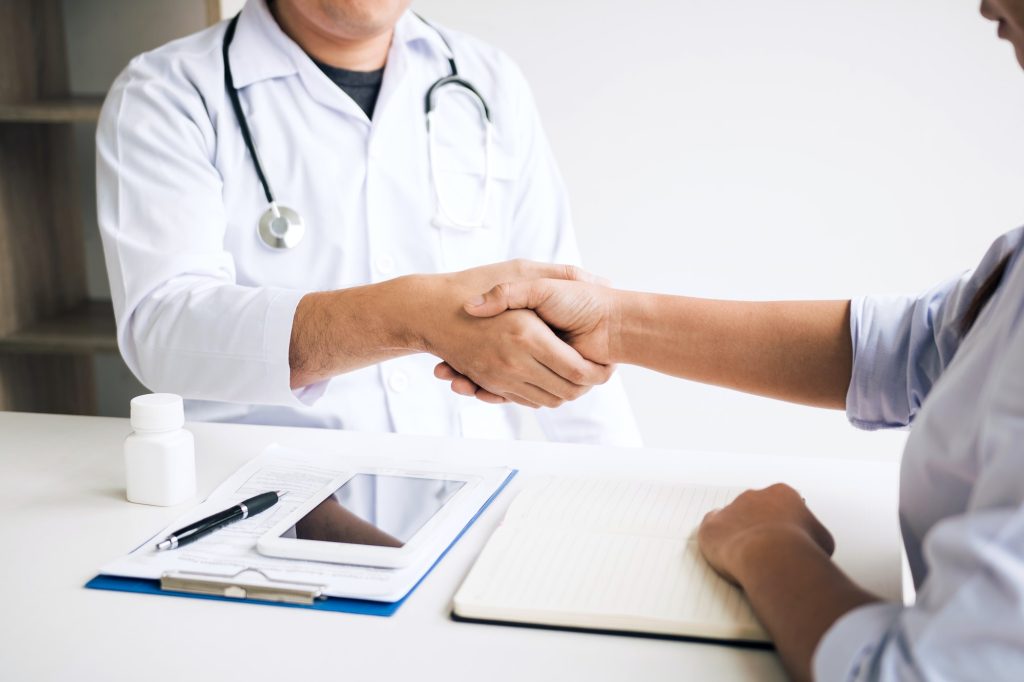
0, 411, 902, 682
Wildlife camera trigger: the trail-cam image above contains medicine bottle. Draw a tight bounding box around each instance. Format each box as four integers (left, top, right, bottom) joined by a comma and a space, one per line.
124, 393, 196, 506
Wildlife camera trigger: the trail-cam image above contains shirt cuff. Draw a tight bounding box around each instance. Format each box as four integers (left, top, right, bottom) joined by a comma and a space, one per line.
813, 602, 903, 682
263, 288, 329, 408
845, 295, 914, 431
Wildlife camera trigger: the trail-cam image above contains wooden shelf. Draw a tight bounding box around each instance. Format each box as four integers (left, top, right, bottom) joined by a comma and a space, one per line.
0, 300, 117, 354
0, 96, 105, 123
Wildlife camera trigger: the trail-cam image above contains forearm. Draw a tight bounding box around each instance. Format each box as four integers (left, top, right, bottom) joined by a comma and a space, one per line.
733, 527, 880, 682
289, 276, 424, 389
610, 292, 852, 408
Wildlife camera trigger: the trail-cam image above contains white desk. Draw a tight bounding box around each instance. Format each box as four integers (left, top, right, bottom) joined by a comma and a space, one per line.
0, 411, 902, 681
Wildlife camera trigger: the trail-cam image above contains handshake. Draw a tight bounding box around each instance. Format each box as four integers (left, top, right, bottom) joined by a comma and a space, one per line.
423, 259, 621, 409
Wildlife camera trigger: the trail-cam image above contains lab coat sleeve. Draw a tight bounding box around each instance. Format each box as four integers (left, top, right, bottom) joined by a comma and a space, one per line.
96, 56, 315, 407
845, 229, 1023, 430
500, 58, 642, 447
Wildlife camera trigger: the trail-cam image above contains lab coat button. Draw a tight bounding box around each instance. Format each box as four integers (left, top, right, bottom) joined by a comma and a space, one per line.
375, 254, 395, 275
388, 371, 409, 393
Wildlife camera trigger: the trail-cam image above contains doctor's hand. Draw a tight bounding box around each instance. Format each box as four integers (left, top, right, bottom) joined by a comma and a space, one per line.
415, 262, 614, 409
433, 279, 617, 403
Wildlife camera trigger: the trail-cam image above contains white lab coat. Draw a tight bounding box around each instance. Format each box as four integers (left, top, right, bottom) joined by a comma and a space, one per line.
96, 0, 640, 446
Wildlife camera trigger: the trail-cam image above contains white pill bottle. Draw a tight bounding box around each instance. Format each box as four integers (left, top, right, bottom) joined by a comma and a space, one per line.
124, 393, 196, 506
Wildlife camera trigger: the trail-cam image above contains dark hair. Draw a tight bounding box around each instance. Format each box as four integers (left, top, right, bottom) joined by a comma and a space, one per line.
960, 254, 1012, 335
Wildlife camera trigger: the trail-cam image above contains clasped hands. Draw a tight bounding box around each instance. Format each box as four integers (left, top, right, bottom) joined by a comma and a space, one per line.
423, 259, 616, 410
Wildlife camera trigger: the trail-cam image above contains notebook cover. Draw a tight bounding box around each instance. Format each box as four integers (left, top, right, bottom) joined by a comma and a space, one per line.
449, 612, 774, 649
86, 469, 517, 617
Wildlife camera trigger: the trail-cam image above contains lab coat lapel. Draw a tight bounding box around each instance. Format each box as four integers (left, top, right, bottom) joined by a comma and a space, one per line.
373, 13, 454, 129
371, 36, 410, 130
236, 0, 368, 122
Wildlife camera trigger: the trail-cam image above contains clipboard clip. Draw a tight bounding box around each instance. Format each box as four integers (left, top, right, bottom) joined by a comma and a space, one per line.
160, 568, 326, 605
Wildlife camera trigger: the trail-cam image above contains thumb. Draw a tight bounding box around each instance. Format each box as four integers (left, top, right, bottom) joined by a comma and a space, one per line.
464, 280, 543, 318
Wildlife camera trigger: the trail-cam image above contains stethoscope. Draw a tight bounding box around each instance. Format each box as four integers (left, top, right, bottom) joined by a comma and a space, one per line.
222, 14, 494, 251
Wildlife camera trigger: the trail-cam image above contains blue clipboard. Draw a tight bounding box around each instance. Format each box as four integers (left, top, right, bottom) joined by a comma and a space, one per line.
86, 469, 517, 617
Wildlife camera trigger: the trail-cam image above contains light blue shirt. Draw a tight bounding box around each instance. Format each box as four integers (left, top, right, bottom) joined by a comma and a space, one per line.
814, 227, 1024, 681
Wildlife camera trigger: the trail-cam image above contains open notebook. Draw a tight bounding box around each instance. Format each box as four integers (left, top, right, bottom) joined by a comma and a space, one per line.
452, 476, 769, 645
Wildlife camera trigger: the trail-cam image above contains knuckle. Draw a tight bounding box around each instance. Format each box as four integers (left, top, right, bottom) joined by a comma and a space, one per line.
496, 281, 513, 302
563, 264, 582, 281
566, 366, 587, 385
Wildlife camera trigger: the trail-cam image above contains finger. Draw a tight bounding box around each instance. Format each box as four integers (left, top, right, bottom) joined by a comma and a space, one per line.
464, 280, 542, 318
472, 387, 508, 404
434, 361, 482, 396
446, 376, 508, 403
434, 362, 459, 380
450, 374, 480, 397
508, 381, 565, 409
532, 335, 614, 387
522, 357, 594, 403
508, 259, 604, 285
500, 391, 543, 409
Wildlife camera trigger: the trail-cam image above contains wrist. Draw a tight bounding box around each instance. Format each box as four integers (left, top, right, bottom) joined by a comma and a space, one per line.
379, 274, 436, 353
728, 523, 829, 587
608, 290, 646, 365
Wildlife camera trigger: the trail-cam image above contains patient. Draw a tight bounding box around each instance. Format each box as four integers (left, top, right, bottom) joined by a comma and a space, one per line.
435, 1, 1024, 679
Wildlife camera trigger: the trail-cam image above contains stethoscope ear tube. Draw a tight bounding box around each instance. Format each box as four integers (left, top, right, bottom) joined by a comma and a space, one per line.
428, 109, 493, 231
424, 75, 492, 123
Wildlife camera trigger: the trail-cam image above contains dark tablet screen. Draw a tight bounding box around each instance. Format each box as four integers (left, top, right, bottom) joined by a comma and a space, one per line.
283, 474, 465, 548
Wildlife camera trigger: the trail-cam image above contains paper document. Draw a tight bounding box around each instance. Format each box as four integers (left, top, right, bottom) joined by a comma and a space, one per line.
102, 445, 509, 602
454, 477, 768, 642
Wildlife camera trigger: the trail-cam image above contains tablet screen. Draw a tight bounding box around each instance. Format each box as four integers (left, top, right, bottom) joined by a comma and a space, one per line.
283, 474, 465, 548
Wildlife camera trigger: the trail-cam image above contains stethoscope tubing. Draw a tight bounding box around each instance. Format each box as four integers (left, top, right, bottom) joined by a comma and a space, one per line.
222, 12, 495, 249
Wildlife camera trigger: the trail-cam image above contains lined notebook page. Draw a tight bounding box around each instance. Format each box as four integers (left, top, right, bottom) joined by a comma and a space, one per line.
454, 477, 769, 642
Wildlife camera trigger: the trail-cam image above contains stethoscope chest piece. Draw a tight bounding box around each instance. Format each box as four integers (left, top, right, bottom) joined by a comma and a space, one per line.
258, 204, 304, 249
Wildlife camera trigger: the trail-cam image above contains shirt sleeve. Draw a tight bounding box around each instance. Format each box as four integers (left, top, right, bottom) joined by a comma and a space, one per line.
499, 57, 642, 447
813, 504, 1024, 681
96, 54, 316, 408
846, 231, 1021, 430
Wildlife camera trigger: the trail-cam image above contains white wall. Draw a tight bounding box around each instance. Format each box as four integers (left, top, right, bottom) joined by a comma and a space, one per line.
415, 0, 1024, 460
66, 1, 1024, 460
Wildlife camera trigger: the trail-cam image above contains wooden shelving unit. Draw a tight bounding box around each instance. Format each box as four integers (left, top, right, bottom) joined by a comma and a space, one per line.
0, 301, 117, 355
0, 96, 104, 123
0, 1, 228, 415
0, 0, 101, 413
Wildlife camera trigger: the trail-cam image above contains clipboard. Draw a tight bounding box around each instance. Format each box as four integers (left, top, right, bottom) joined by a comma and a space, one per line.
86, 469, 517, 617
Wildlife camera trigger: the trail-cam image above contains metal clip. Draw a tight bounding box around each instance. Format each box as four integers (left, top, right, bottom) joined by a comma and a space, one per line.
160, 568, 325, 605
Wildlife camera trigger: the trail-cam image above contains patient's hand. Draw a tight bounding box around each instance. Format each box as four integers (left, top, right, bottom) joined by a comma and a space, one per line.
433, 279, 618, 404
418, 263, 614, 408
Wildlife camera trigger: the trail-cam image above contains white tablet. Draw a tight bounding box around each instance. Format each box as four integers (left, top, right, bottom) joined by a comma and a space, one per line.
257, 465, 499, 568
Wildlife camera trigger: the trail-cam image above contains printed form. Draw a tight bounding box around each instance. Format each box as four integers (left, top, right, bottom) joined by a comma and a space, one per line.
101, 445, 503, 602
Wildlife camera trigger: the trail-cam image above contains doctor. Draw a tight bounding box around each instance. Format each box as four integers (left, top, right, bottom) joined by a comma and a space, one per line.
97, 0, 640, 445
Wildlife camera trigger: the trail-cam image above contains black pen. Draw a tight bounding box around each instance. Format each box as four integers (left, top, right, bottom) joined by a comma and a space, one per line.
155, 490, 286, 551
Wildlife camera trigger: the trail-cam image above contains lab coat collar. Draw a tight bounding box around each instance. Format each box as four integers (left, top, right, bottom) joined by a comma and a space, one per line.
228, 0, 453, 91
227, 0, 299, 89
394, 12, 455, 63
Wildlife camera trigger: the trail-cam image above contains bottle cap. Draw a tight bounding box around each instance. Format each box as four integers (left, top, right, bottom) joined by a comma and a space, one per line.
130, 393, 185, 432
